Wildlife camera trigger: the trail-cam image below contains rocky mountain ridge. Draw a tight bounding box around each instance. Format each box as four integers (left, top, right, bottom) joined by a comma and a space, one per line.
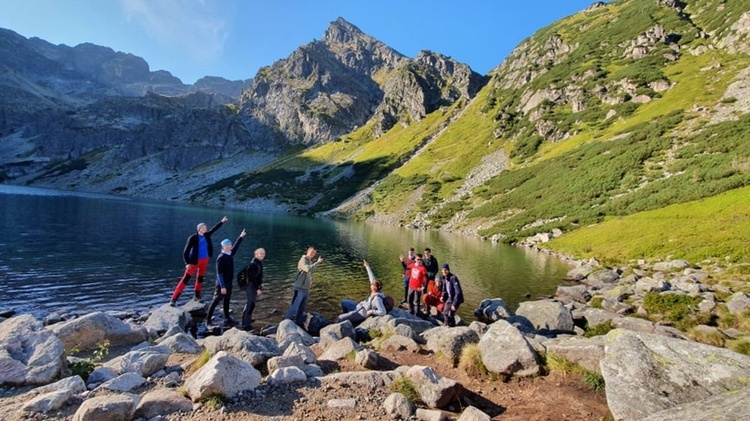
1, 1, 750, 267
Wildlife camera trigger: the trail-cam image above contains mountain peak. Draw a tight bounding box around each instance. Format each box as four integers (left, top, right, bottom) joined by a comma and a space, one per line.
323, 17, 367, 45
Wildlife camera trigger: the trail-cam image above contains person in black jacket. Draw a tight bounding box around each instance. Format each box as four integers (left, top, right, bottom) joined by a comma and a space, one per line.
423, 248, 439, 283
206, 229, 246, 327
170, 216, 228, 306
441, 263, 464, 327
241, 248, 266, 331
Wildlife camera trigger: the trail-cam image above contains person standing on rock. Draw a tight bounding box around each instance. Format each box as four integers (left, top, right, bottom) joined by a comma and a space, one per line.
169, 216, 228, 306
399, 247, 416, 305
285, 246, 323, 328
241, 247, 266, 331
422, 248, 439, 283
441, 263, 464, 327
206, 229, 246, 327
405, 254, 428, 316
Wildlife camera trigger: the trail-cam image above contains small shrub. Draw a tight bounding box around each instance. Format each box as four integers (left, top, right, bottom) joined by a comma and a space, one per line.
584, 320, 613, 338
643, 292, 701, 323
583, 371, 606, 392
545, 354, 579, 376
187, 350, 211, 375
589, 297, 604, 309
458, 344, 490, 379
687, 326, 726, 347
389, 377, 421, 404
202, 393, 227, 410
69, 360, 95, 381
730, 340, 750, 356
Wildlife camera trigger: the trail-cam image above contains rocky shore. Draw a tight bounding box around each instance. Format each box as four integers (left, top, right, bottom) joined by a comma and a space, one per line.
1, 257, 750, 420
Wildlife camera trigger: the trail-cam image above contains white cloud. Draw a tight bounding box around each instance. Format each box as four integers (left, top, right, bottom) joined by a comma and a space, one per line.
119, 0, 230, 62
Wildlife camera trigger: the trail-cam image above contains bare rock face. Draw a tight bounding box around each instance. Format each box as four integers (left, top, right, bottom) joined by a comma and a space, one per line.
48, 311, 148, 352
0, 314, 66, 386
601, 329, 750, 421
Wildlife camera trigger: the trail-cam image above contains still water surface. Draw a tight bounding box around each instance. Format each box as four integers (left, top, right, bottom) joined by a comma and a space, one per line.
0, 184, 571, 323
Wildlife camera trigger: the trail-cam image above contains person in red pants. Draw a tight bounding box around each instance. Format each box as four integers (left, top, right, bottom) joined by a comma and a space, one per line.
423, 276, 445, 315
169, 216, 228, 306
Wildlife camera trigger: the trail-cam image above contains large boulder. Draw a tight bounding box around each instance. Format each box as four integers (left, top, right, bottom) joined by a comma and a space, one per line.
202, 328, 281, 366
404, 365, 463, 409
134, 388, 193, 419
423, 326, 480, 363
184, 351, 262, 402
48, 311, 149, 352
276, 319, 317, 348
601, 329, 750, 421
0, 314, 66, 386
639, 386, 750, 421
543, 335, 605, 374
473, 298, 512, 323
158, 332, 203, 354
143, 305, 190, 335
72, 394, 139, 421
103, 345, 170, 377
477, 319, 540, 377
319, 320, 356, 349
515, 300, 574, 335
319, 337, 363, 362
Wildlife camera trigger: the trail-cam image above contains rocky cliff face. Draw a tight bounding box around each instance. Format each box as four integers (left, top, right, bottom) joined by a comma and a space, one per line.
0, 18, 486, 204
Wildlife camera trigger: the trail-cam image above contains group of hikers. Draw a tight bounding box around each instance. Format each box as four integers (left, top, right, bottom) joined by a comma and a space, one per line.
167, 217, 464, 332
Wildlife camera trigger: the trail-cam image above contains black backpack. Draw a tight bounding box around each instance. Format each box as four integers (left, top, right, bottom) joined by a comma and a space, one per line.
383, 296, 394, 312
236, 265, 250, 290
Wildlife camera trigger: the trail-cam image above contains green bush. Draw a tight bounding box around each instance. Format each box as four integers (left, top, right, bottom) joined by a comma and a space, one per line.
584, 320, 613, 337
643, 292, 701, 325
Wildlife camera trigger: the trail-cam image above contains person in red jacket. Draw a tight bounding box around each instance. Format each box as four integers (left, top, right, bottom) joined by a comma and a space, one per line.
423, 275, 445, 314
405, 254, 428, 316
169, 216, 228, 306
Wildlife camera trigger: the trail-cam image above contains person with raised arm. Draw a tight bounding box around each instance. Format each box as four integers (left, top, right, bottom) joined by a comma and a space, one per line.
337, 260, 387, 326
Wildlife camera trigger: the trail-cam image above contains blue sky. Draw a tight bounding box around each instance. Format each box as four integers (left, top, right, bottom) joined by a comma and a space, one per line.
0, 1, 601, 84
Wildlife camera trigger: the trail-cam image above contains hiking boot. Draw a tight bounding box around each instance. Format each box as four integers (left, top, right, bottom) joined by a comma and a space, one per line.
169, 300, 176, 307
205, 318, 214, 328
225, 317, 238, 327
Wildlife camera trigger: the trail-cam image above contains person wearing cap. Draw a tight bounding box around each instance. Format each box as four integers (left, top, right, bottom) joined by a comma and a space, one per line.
337, 260, 387, 325
441, 263, 464, 327
285, 246, 324, 328
206, 229, 246, 327
170, 216, 228, 306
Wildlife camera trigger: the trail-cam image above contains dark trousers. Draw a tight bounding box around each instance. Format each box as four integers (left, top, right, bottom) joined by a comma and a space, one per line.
443, 300, 457, 327
408, 287, 422, 315
242, 286, 260, 329
207, 284, 232, 321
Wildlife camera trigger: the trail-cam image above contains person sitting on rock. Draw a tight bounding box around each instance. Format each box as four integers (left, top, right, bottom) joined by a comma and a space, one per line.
337, 260, 387, 326
423, 275, 445, 315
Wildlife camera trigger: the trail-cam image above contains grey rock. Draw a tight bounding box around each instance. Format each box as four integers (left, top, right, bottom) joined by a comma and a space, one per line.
601, 329, 750, 421
319, 337, 363, 361
405, 365, 463, 409
282, 341, 316, 364
319, 320, 356, 349
379, 334, 420, 353
202, 328, 281, 366
276, 319, 317, 348
515, 300, 574, 334
458, 405, 492, 421
544, 335, 605, 374
423, 326, 480, 363
354, 349, 379, 369
321, 370, 398, 388
143, 304, 190, 335
327, 398, 357, 408
22, 389, 74, 413
416, 407, 450, 421
134, 388, 193, 419
72, 394, 139, 421
184, 351, 262, 402
639, 386, 750, 421
0, 314, 66, 386
267, 366, 307, 385
104, 345, 170, 377
726, 292, 750, 314
555, 285, 591, 303
383, 392, 415, 419
473, 298, 513, 323
478, 319, 540, 377
267, 354, 305, 373
49, 311, 148, 352
96, 372, 146, 392
158, 332, 203, 354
